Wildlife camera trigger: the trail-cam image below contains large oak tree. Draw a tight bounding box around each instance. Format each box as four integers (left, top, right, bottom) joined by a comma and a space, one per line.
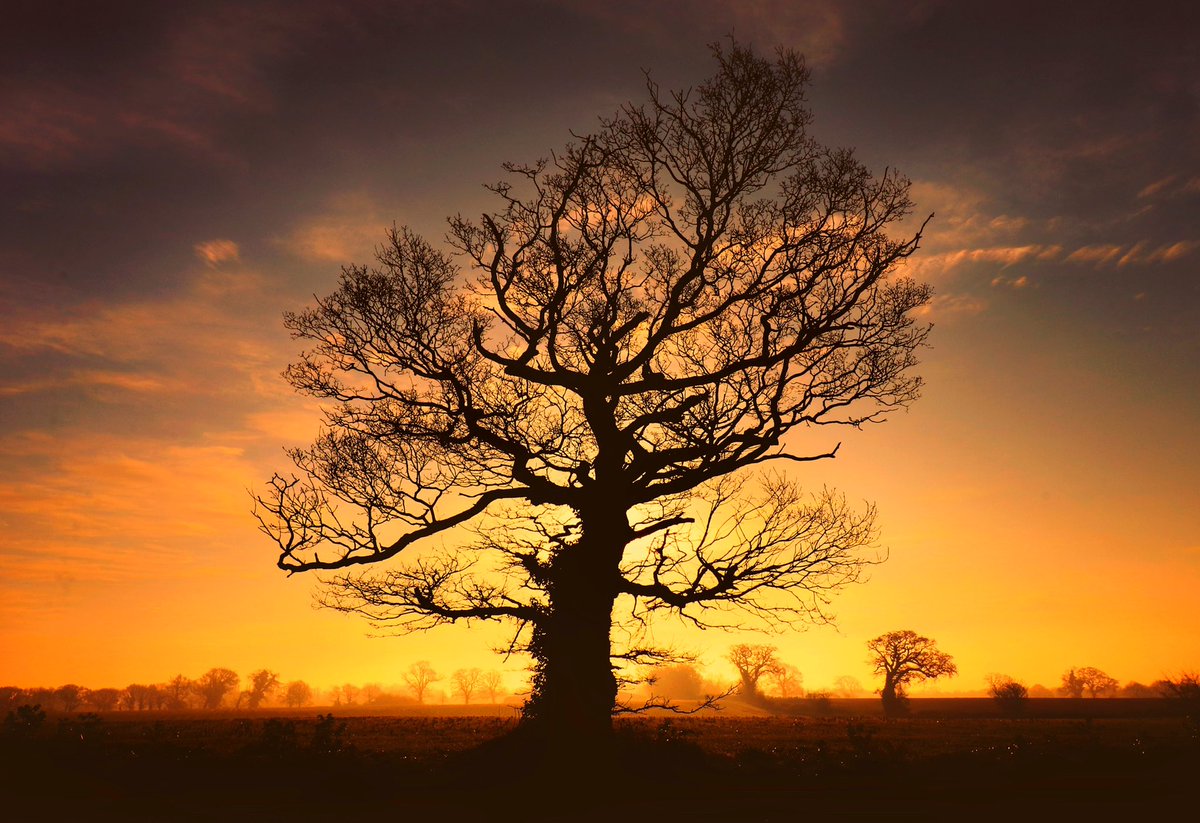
255, 41, 931, 748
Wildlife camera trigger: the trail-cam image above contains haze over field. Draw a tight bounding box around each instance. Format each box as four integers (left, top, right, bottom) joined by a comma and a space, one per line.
2, 1, 1198, 695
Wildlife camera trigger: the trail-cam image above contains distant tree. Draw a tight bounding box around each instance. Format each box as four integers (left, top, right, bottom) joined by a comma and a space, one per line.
362, 683, 383, 705
1027, 683, 1055, 698
648, 664, 706, 701
338, 684, 360, 706
0, 687, 24, 710
986, 674, 1029, 717
867, 630, 957, 715
284, 681, 313, 708
193, 668, 240, 710
1160, 672, 1200, 719
122, 684, 162, 711
88, 688, 121, 712
404, 661, 440, 704
767, 664, 804, 698
452, 668, 483, 705
728, 645, 783, 700
54, 684, 84, 712
163, 675, 192, 710
1062, 667, 1118, 698
480, 671, 504, 704
1119, 681, 1159, 698
243, 670, 281, 709
833, 675, 867, 698
253, 40, 928, 750
1059, 668, 1084, 698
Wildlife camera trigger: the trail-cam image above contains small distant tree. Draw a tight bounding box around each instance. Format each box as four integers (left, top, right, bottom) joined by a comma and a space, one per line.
1160, 672, 1200, 719
1059, 668, 1084, 698
648, 664, 706, 701
243, 670, 281, 709
1119, 681, 1158, 698
193, 668, 240, 710
986, 674, 1029, 717
767, 664, 804, 699
404, 661, 440, 704
54, 684, 84, 712
163, 675, 192, 710
88, 688, 121, 712
284, 681, 313, 708
1062, 667, 1118, 698
833, 675, 867, 698
867, 630, 957, 715
452, 668, 483, 705
362, 683, 383, 705
338, 684, 360, 706
728, 644, 783, 700
480, 671, 504, 704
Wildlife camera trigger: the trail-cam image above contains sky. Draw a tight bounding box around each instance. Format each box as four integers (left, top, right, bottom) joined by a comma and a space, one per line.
1, 0, 1197, 698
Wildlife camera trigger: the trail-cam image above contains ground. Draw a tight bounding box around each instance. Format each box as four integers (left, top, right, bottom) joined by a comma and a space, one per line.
2, 700, 1196, 820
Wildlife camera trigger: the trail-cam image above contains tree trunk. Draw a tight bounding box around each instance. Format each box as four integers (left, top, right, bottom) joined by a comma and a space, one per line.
521, 512, 625, 753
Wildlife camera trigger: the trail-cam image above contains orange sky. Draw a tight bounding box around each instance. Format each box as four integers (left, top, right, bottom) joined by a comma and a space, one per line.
2, 1, 1198, 697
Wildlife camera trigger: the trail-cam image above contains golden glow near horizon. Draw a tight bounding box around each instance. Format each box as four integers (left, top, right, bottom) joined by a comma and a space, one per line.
2, 3, 1197, 700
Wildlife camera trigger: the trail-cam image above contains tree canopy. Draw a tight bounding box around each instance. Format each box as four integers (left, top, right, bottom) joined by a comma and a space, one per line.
255, 40, 930, 747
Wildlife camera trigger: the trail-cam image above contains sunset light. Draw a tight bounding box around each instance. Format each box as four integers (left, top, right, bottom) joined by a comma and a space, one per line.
2, 1, 1197, 817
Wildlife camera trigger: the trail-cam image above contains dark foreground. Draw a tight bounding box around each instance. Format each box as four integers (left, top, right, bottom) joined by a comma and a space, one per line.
2, 707, 1197, 821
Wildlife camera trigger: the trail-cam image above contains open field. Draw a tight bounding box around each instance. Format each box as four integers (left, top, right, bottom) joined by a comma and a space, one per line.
3, 701, 1197, 820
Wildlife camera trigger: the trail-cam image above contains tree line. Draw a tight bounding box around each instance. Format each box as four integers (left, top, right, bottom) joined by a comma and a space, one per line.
0, 662, 515, 713
645, 633, 1197, 718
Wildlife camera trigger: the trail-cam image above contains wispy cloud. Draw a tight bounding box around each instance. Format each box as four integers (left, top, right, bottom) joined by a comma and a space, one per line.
278, 192, 392, 263
194, 238, 240, 267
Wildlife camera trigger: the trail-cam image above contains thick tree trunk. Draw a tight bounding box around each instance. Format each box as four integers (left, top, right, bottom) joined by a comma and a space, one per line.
521, 511, 626, 752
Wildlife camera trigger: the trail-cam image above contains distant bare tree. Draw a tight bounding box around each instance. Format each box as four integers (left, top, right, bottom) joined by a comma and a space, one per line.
54, 684, 84, 712
164, 675, 192, 710
480, 671, 504, 704
728, 644, 783, 699
284, 680, 313, 708
452, 668, 483, 705
362, 683, 383, 705
767, 664, 804, 698
648, 664, 706, 701
833, 675, 867, 697
986, 674, 1029, 716
1062, 667, 1118, 698
88, 688, 121, 712
867, 630, 956, 715
243, 670, 281, 709
193, 668, 240, 710
404, 661, 440, 704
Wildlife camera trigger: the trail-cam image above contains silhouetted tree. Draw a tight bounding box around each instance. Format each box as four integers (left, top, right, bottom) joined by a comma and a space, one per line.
728, 644, 783, 699
163, 675, 192, 710
481, 671, 504, 704
193, 668, 239, 710
404, 661, 440, 704
254, 40, 929, 749
88, 688, 121, 712
452, 668, 483, 705
243, 670, 281, 709
1061, 667, 1118, 698
833, 675, 867, 698
986, 674, 1029, 716
867, 630, 957, 715
648, 664, 706, 701
54, 684, 84, 712
1161, 673, 1200, 724
767, 664, 804, 698
1119, 681, 1158, 698
284, 680, 313, 708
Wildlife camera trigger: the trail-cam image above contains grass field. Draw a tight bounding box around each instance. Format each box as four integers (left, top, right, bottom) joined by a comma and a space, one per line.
2, 700, 1197, 820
